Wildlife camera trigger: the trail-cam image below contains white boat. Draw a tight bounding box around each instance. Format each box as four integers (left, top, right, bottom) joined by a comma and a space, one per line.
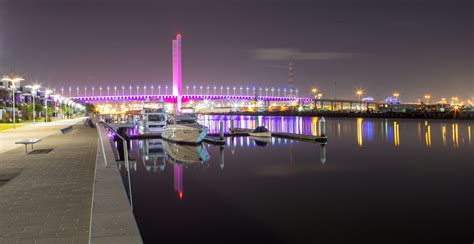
161, 115, 208, 144
162, 140, 210, 164
139, 101, 168, 134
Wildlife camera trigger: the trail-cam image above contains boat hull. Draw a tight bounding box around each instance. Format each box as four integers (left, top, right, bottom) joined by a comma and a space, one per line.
161, 125, 208, 144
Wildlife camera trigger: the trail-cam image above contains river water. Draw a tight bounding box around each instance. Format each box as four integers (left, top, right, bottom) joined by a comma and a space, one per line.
116, 116, 473, 244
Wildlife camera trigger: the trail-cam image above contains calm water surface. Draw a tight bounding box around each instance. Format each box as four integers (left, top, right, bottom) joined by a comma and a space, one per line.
116, 116, 473, 244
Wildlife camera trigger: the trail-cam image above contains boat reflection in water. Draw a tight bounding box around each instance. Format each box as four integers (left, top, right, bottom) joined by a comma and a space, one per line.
138, 139, 166, 172
162, 140, 210, 164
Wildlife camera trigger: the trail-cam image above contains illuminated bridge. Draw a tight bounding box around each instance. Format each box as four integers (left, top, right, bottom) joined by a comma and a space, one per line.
71, 94, 313, 103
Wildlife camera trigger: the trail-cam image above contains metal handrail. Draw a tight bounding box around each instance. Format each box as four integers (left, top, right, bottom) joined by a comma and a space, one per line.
96, 120, 133, 209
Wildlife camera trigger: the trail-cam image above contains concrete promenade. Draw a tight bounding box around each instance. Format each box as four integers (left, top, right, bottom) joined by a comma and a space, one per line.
0, 119, 97, 243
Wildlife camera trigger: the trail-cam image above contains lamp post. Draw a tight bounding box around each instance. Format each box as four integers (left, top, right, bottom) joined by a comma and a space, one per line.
186, 85, 189, 95
356, 89, 364, 101
45, 89, 53, 123
311, 88, 318, 99
207, 86, 210, 95
76, 86, 79, 97
68, 86, 72, 97
25, 84, 41, 123
114, 86, 117, 96
2, 76, 24, 129
122, 85, 125, 96
233, 87, 236, 96
158, 85, 161, 95
92, 86, 95, 96
151, 85, 154, 95
240, 86, 243, 96
107, 86, 110, 96
99, 86, 102, 96
424, 94, 431, 104
246, 87, 249, 96
165, 85, 168, 95
214, 86, 217, 95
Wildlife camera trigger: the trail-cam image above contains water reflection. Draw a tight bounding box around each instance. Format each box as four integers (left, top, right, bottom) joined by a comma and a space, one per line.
198, 116, 472, 148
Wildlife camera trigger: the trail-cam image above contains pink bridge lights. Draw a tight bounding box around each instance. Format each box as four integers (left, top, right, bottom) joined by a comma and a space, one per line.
71, 94, 313, 103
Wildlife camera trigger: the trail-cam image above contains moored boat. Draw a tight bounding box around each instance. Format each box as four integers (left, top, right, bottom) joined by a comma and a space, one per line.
161, 115, 208, 144
248, 126, 272, 138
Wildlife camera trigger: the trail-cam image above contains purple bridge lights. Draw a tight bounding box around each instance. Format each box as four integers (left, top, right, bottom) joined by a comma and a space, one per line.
72, 94, 313, 103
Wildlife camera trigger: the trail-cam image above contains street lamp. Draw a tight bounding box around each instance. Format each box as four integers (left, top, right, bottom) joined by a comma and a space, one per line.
240, 86, 243, 96
233, 87, 236, 95
356, 89, 364, 101
158, 85, 161, 95
193, 85, 196, 95
271, 87, 274, 97
107, 86, 110, 96
214, 86, 217, 95
246, 87, 249, 96
136, 85, 139, 95
1, 76, 24, 129
76, 86, 80, 97
265, 87, 268, 96
186, 85, 189, 95
84, 86, 87, 97
122, 85, 125, 96
424, 94, 431, 104
165, 85, 168, 95
92, 86, 95, 96
68, 86, 72, 97
207, 86, 210, 95
226, 86, 230, 95
151, 85, 154, 95
114, 86, 117, 96
45, 89, 53, 123
25, 84, 41, 123
311, 88, 318, 98
200, 85, 203, 95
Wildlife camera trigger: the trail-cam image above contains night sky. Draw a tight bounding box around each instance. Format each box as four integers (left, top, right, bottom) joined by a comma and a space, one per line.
0, 0, 472, 100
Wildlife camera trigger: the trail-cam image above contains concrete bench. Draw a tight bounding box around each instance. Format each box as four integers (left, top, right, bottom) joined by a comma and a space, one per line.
15, 139, 42, 153
60, 125, 73, 134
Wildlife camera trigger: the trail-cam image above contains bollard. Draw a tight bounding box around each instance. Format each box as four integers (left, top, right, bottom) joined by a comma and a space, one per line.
219, 120, 224, 139
230, 116, 235, 132
320, 143, 327, 164
219, 146, 225, 169
319, 117, 326, 137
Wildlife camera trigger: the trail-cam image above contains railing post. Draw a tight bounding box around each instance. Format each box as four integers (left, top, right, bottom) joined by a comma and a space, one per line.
96, 125, 108, 167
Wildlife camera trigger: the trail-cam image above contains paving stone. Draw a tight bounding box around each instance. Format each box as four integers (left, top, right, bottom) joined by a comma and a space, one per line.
0, 124, 97, 244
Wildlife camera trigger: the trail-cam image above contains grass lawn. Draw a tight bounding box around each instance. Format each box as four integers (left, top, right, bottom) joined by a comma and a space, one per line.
0, 122, 33, 131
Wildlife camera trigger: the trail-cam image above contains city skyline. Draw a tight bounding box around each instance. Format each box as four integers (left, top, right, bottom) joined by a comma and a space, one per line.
0, 0, 472, 101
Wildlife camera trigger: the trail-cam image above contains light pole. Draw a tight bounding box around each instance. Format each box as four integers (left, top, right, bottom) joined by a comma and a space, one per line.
61, 87, 64, 96
136, 85, 139, 95
107, 86, 110, 96
220, 86, 223, 95
129, 85, 132, 96
424, 94, 431, 104
99, 86, 102, 96
278, 88, 281, 97
122, 85, 125, 96
92, 86, 95, 96
186, 85, 189, 95
356, 89, 364, 101
226, 86, 229, 95
158, 85, 161, 95
165, 85, 168, 95
84, 86, 87, 97
265, 87, 268, 96
144, 85, 147, 95
151, 85, 154, 95
200, 86, 203, 95
207, 86, 210, 95
114, 86, 117, 96
312, 88, 318, 99
240, 86, 243, 96
233, 87, 236, 95
76, 86, 79, 97
283, 88, 287, 97
271, 87, 274, 97
68, 86, 72, 97
246, 87, 249, 96
25, 84, 41, 123
45, 89, 53, 123
2, 76, 24, 129
214, 86, 217, 95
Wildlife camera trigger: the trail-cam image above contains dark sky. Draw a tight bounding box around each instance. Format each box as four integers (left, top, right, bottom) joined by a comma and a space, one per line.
0, 0, 472, 100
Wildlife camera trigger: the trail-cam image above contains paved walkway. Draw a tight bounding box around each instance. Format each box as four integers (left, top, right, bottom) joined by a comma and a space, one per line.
0, 121, 97, 244
0, 118, 86, 154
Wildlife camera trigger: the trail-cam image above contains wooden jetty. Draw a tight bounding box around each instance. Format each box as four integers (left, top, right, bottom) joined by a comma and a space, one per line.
128, 133, 226, 145
230, 128, 327, 143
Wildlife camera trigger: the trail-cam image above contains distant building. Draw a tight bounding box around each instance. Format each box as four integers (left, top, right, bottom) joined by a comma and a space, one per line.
385, 96, 400, 104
